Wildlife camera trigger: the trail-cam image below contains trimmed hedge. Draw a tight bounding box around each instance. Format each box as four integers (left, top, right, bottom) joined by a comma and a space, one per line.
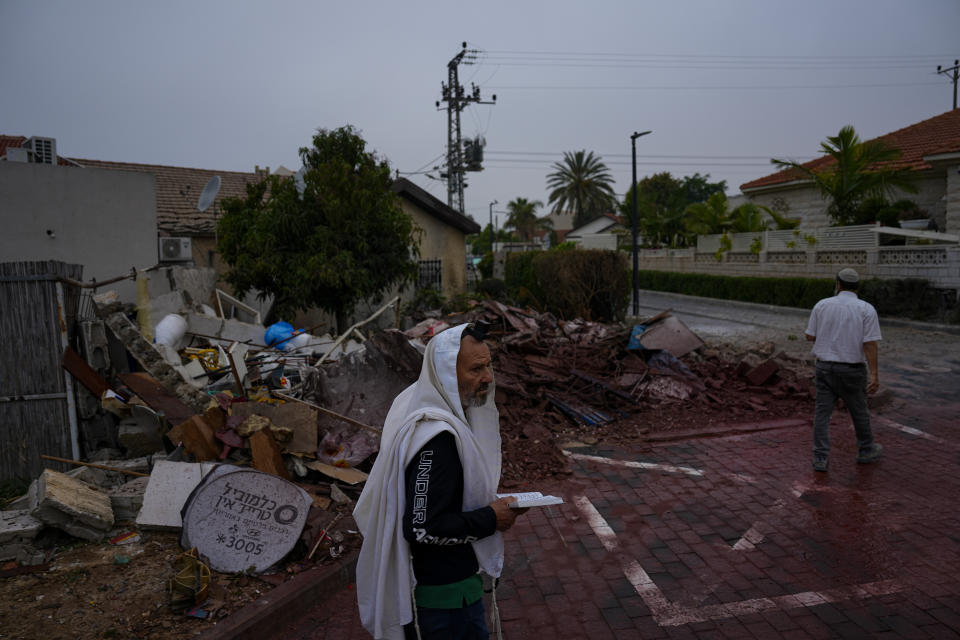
634, 270, 833, 309
634, 270, 956, 321
505, 249, 629, 321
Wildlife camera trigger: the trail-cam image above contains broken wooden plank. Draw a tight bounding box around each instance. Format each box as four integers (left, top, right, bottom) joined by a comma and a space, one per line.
119, 372, 195, 426
61, 346, 111, 398
248, 428, 290, 480
302, 460, 369, 485
231, 402, 318, 455
166, 415, 220, 462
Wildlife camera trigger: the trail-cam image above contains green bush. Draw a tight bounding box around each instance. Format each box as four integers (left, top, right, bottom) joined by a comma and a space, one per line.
633, 270, 834, 309
506, 249, 629, 321
633, 271, 956, 321
859, 278, 949, 320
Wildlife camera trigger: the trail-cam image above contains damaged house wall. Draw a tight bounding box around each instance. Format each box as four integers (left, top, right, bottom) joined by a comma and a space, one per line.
0, 161, 157, 303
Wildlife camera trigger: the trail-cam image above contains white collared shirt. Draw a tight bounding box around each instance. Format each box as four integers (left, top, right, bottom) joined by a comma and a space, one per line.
806, 291, 882, 363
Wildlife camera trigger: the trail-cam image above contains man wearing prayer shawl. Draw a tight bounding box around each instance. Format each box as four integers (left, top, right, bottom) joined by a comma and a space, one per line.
353, 323, 524, 639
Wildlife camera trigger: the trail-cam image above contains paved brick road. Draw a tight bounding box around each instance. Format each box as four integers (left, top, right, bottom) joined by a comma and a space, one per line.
275, 411, 960, 639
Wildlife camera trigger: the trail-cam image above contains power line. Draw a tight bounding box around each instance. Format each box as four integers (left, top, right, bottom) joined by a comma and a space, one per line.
487, 81, 941, 91
487, 150, 814, 160
482, 49, 953, 60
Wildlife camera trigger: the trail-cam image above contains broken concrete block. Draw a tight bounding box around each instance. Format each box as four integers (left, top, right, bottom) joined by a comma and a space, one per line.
0, 510, 43, 544
0, 509, 45, 564
117, 405, 165, 457
136, 461, 217, 530
745, 359, 780, 386
31, 469, 114, 541
109, 477, 150, 522
66, 465, 108, 487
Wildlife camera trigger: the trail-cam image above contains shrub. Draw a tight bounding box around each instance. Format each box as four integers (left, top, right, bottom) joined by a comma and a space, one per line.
506, 249, 629, 321
633, 271, 957, 322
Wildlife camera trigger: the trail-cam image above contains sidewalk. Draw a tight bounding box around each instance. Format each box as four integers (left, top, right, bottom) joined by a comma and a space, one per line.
265, 411, 960, 639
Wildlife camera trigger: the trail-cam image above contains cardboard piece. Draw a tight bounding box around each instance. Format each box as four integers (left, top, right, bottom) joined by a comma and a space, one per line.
636, 315, 704, 357
248, 429, 291, 480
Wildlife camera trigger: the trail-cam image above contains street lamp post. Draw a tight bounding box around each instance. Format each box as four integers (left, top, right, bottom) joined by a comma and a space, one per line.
489, 199, 498, 251
631, 130, 652, 317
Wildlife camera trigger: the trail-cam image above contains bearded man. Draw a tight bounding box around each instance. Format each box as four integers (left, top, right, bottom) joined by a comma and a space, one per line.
354, 323, 524, 640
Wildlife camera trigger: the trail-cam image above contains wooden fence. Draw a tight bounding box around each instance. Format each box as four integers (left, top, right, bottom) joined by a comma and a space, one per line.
0, 261, 82, 483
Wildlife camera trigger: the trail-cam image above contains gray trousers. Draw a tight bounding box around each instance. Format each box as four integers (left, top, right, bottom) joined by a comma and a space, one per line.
813, 361, 874, 459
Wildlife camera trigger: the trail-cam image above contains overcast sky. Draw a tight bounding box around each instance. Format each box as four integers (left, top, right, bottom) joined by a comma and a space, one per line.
2, 0, 958, 229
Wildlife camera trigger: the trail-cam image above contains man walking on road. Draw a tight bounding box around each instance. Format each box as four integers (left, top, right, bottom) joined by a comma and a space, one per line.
353, 323, 525, 639
805, 268, 883, 472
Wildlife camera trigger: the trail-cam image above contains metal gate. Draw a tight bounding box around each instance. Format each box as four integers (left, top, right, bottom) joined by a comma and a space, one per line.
0, 261, 82, 482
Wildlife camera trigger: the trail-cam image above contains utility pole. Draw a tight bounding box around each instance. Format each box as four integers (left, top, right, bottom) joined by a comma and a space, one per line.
937, 60, 959, 110
436, 43, 495, 214
630, 130, 652, 317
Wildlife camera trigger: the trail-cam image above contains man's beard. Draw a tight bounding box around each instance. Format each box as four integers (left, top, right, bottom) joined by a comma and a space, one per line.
462, 384, 489, 410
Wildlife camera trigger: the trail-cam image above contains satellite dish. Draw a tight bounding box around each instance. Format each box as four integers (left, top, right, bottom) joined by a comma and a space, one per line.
197, 176, 222, 212
294, 166, 307, 196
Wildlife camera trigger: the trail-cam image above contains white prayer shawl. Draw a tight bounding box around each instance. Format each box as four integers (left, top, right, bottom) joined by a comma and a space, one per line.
353, 324, 503, 640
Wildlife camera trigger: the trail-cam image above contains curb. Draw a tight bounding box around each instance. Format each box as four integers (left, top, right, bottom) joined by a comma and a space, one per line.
200, 550, 359, 640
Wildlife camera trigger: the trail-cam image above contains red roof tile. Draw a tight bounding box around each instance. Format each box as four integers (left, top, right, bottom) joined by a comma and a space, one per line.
740, 109, 960, 192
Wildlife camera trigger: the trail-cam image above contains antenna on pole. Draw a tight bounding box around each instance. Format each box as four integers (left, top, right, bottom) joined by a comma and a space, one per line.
436, 42, 495, 214
936, 60, 960, 110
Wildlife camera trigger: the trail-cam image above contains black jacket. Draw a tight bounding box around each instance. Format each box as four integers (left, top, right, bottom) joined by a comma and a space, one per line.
402, 430, 497, 585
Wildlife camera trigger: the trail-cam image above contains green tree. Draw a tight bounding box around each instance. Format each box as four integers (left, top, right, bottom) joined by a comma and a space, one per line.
772, 125, 918, 226
504, 197, 551, 241
546, 150, 617, 229
217, 125, 419, 334
622, 172, 727, 248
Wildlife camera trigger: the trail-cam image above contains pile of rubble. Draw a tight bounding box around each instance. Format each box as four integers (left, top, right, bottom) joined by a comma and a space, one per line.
408, 300, 813, 484
3, 278, 814, 615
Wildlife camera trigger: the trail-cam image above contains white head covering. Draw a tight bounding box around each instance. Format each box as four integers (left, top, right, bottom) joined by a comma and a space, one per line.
353, 324, 503, 640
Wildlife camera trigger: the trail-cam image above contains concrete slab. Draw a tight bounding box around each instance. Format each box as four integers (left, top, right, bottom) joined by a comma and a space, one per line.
0, 510, 43, 544
31, 469, 114, 541
135, 460, 218, 530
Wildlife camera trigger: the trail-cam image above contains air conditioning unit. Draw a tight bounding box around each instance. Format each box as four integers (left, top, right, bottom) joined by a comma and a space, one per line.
22, 137, 57, 165
158, 237, 193, 262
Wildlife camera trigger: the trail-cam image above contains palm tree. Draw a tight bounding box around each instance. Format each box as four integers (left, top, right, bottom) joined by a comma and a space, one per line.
684, 192, 733, 236
771, 125, 918, 226
504, 197, 550, 241
546, 150, 617, 229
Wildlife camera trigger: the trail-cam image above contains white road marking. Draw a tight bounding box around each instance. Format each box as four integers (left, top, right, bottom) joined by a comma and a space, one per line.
564, 451, 703, 476
573, 494, 902, 627
877, 417, 954, 447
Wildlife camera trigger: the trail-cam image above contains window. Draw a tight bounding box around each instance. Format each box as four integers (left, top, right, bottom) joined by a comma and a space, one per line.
418, 258, 442, 291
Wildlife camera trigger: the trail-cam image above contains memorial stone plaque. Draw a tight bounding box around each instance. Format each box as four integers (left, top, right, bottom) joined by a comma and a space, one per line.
180, 466, 311, 573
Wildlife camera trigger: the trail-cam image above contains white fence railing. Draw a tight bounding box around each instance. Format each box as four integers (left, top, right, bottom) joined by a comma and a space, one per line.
697, 224, 882, 254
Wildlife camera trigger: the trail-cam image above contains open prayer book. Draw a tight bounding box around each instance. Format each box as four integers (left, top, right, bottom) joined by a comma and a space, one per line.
496, 492, 564, 508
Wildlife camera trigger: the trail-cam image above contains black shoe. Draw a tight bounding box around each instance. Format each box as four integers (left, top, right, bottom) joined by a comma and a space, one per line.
812, 456, 828, 472
857, 443, 883, 464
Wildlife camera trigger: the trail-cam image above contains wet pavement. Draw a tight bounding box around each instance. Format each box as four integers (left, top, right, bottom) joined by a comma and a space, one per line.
271, 293, 960, 639
275, 409, 960, 639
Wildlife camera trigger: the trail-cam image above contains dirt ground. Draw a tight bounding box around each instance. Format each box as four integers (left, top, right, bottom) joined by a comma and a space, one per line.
3, 315, 951, 640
